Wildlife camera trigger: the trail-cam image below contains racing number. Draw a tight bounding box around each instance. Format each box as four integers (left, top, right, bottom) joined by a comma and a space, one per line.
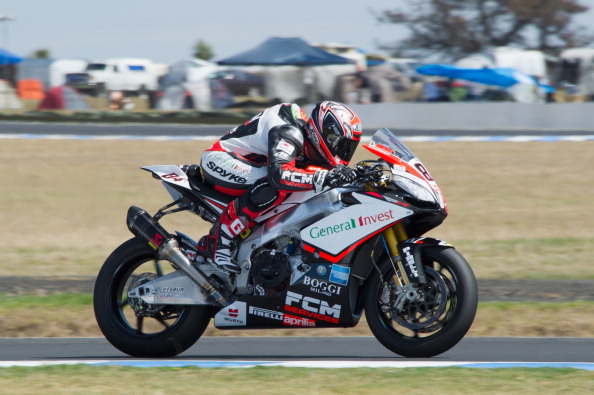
162, 172, 184, 182
414, 163, 433, 181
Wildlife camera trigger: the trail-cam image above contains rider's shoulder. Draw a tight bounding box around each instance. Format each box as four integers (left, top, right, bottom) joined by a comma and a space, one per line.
272, 102, 307, 122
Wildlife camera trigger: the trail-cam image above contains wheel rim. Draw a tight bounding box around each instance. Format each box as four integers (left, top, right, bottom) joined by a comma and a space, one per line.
377, 261, 459, 338
109, 254, 190, 337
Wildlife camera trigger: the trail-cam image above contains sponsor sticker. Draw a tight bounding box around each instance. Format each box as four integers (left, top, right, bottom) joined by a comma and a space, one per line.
300, 195, 414, 256
283, 313, 316, 327
249, 306, 284, 321
284, 291, 341, 323
214, 301, 247, 327
316, 265, 327, 276
330, 265, 350, 286
276, 140, 295, 155
303, 276, 342, 297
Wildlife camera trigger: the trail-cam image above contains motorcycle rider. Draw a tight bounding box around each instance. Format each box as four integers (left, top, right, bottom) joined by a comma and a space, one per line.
189, 101, 363, 274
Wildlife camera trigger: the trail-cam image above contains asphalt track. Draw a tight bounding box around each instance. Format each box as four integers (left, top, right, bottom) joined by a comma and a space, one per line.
1, 337, 594, 369
2, 122, 593, 370
1, 121, 594, 140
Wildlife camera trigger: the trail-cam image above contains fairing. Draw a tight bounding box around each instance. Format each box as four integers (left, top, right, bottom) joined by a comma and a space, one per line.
363, 128, 447, 211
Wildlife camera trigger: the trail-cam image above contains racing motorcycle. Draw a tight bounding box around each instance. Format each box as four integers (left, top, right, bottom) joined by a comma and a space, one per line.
93, 128, 478, 358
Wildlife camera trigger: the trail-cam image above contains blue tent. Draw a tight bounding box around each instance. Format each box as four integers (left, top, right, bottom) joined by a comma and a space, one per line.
416, 64, 554, 92
218, 37, 353, 66
0, 48, 23, 65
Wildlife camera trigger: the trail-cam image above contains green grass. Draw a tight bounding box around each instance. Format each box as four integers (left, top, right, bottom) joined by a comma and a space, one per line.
0, 365, 592, 394
0, 293, 92, 308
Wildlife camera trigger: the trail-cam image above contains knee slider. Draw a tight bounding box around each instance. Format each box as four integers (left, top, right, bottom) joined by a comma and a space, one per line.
242, 179, 279, 212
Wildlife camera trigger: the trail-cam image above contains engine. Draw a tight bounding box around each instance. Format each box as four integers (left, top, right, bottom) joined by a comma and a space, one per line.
250, 249, 291, 295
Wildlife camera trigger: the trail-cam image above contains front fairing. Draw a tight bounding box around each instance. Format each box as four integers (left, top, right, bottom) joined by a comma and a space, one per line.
362, 128, 447, 212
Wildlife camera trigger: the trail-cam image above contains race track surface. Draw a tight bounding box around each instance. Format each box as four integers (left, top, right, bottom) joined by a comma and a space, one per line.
1, 337, 594, 369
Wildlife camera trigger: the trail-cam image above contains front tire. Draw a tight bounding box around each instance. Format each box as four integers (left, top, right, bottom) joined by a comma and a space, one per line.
93, 238, 214, 357
364, 247, 478, 358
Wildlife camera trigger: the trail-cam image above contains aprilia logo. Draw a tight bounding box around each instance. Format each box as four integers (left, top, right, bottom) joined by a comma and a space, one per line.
283, 313, 316, 327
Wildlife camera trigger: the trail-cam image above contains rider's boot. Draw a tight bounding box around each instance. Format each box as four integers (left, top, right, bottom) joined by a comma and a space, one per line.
197, 200, 247, 274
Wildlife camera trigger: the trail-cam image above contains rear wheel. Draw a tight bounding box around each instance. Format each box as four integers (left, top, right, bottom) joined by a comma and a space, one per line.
364, 247, 478, 358
93, 238, 214, 357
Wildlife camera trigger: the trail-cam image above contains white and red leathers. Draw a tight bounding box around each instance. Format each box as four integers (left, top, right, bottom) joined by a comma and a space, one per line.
198, 102, 360, 273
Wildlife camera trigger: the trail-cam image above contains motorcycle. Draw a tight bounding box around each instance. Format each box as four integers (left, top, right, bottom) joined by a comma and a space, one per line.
93, 128, 478, 358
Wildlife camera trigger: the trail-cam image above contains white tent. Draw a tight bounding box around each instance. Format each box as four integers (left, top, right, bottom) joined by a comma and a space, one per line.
17, 58, 88, 90
0, 80, 22, 109
159, 59, 220, 89
156, 81, 212, 111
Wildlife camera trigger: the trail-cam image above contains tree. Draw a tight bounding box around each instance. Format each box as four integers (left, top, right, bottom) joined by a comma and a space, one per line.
378, 0, 594, 61
31, 48, 51, 59
193, 40, 214, 61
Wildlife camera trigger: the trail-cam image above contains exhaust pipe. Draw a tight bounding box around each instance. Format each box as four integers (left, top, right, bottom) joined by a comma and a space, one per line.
127, 206, 230, 307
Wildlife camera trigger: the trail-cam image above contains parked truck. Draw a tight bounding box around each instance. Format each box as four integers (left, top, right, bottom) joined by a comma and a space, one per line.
67, 58, 162, 95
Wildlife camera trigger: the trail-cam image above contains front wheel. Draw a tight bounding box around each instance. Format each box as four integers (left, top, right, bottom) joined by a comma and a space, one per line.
364, 247, 478, 358
93, 238, 214, 357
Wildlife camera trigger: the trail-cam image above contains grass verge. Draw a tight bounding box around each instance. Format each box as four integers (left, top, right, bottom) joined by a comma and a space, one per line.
0, 365, 592, 394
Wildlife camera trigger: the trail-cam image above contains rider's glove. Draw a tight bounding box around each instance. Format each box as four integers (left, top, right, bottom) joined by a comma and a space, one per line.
324, 165, 357, 188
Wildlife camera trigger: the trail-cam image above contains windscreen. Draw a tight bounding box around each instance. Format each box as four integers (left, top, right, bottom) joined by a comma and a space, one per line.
368, 128, 416, 162
86, 63, 106, 71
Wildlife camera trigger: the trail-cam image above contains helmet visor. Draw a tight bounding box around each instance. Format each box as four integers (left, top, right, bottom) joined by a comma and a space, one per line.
322, 123, 359, 163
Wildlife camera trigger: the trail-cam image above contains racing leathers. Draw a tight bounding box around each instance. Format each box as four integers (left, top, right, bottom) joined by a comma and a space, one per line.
197, 102, 355, 273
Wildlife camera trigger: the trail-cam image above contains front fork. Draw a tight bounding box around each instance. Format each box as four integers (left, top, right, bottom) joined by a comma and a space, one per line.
364, 180, 417, 286
383, 223, 412, 286
381, 221, 433, 313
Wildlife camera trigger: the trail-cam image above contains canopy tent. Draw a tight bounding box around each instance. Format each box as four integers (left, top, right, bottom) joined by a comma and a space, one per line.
416, 64, 554, 92
0, 48, 23, 84
218, 37, 353, 66
218, 37, 356, 103
0, 48, 23, 65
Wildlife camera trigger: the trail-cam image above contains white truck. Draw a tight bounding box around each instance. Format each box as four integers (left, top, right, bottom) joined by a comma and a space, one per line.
73, 58, 161, 94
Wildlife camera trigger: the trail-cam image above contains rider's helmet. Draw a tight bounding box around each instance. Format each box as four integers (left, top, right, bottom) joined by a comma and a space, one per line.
305, 101, 363, 166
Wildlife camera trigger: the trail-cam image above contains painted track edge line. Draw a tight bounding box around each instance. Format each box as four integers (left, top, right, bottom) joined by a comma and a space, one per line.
1, 360, 593, 370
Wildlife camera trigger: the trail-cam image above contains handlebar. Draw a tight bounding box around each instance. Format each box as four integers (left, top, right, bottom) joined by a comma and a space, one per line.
354, 160, 392, 184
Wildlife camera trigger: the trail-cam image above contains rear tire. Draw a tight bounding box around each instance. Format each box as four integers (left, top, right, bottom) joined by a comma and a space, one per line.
364, 247, 478, 358
93, 238, 214, 357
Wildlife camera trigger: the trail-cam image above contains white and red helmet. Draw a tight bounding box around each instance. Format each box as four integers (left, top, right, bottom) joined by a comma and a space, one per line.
306, 101, 363, 166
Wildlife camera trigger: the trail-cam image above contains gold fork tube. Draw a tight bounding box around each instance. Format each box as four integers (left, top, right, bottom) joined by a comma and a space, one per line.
365, 183, 410, 284
383, 222, 410, 285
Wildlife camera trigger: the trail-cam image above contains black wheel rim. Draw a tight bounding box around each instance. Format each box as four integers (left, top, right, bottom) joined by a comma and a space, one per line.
378, 259, 459, 339
108, 253, 189, 337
